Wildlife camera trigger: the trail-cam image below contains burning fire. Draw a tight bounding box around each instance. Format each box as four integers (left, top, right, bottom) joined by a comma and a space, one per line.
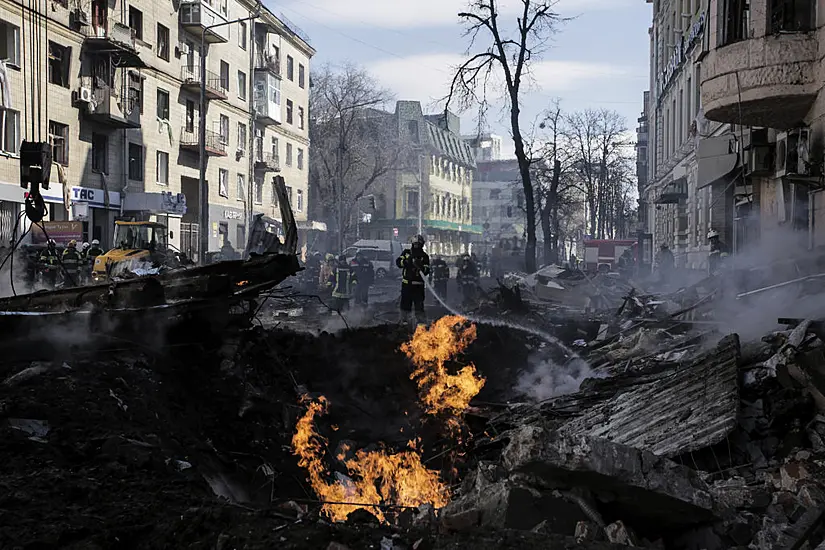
291, 396, 449, 523
401, 315, 486, 417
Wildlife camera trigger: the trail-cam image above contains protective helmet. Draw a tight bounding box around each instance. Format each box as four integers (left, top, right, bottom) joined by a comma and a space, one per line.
91, 239, 100, 246
462, 255, 471, 263
68, 240, 77, 248
82, 242, 90, 250
411, 234, 425, 246
707, 230, 719, 240
47, 239, 56, 246
325, 253, 335, 262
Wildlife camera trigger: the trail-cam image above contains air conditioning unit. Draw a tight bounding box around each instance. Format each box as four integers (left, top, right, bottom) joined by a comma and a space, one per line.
74, 86, 93, 105
175, 43, 190, 57
775, 128, 811, 178
746, 144, 773, 176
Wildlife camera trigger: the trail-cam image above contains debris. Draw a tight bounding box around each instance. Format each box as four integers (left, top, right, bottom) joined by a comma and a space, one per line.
7, 418, 49, 442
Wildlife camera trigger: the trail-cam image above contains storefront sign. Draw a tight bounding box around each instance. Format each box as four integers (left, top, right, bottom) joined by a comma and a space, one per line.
658, 11, 706, 98
224, 210, 243, 220
71, 186, 122, 209
30, 221, 83, 245
122, 192, 186, 216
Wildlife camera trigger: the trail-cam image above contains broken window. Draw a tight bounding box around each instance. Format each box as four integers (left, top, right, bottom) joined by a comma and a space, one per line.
129, 6, 143, 40
92, 133, 107, 173
721, 0, 749, 45
156, 88, 170, 120
128, 142, 143, 180
156, 24, 169, 61
47, 42, 71, 88
770, 0, 814, 33
0, 22, 21, 67
48, 120, 69, 166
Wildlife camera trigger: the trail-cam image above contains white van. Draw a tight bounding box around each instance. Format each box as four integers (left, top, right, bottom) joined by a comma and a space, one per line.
343, 239, 402, 279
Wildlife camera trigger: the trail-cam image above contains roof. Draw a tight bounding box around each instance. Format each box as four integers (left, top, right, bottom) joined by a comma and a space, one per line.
424, 121, 476, 168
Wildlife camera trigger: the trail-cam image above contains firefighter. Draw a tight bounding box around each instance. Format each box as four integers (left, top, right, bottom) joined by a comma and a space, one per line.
656, 243, 674, 282
331, 254, 357, 312
396, 234, 430, 326
351, 251, 374, 307
305, 251, 322, 292
457, 254, 480, 307
38, 239, 59, 288
707, 229, 729, 276
428, 254, 450, 300
319, 253, 335, 294
61, 240, 82, 288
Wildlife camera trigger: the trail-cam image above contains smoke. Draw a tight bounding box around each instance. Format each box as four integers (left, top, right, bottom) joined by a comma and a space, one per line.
514, 355, 600, 402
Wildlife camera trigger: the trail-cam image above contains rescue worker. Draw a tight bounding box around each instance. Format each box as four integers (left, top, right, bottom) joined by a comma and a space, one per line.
428, 254, 450, 300
79, 242, 91, 284
61, 239, 82, 288
396, 234, 430, 326
457, 254, 480, 307
656, 243, 674, 282
707, 229, 729, 276
330, 254, 357, 312
38, 239, 59, 288
319, 253, 335, 293
351, 251, 374, 307
87, 239, 104, 264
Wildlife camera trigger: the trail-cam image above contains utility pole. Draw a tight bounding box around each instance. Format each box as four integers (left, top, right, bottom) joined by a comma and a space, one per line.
199, 6, 261, 264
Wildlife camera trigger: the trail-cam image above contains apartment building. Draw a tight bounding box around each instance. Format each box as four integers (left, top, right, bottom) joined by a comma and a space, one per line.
645, 0, 737, 269
471, 159, 527, 254
699, 0, 822, 252
462, 132, 504, 162
361, 101, 481, 256
0, 0, 313, 259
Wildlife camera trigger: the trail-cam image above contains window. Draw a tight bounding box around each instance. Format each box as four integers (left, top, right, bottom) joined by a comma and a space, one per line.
185, 99, 195, 133
48, 121, 68, 166
297, 148, 304, 170
296, 189, 304, 212
239, 21, 247, 50
286, 143, 293, 166
92, 134, 107, 173
157, 151, 169, 185
238, 122, 247, 152
236, 225, 245, 248
298, 64, 305, 88
0, 22, 21, 67
286, 55, 294, 80
298, 106, 304, 129
489, 189, 501, 200
237, 70, 247, 100
770, 0, 814, 33
218, 222, 228, 246
219, 114, 229, 145
156, 24, 169, 60
129, 6, 143, 40
129, 72, 143, 114
47, 42, 71, 88
220, 61, 230, 92
271, 180, 278, 205
286, 99, 293, 124
271, 136, 279, 157
721, 0, 749, 45
237, 173, 245, 200
254, 178, 263, 204
1, 109, 19, 154
218, 168, 229, 198
405, 189, 419, 214
286, 185, 293, 205
156, 89, 170, 119
128, 143, 143, 180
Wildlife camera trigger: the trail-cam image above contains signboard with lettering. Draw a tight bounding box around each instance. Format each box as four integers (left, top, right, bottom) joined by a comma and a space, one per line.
224, 210, 243, 220
31, 221, 83, 245
657, 11, 706, 99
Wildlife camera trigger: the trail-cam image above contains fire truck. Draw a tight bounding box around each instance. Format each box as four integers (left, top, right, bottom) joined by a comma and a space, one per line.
581, 234, 653, 274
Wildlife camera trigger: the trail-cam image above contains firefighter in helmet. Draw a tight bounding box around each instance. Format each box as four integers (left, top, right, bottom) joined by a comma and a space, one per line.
61, 240, 82, 287
396, 234, 430, 326
707, 229, 729, 276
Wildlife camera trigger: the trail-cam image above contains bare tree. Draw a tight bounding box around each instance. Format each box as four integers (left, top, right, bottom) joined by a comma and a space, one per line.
309, 63, 401, 251
446, 0, 566, 273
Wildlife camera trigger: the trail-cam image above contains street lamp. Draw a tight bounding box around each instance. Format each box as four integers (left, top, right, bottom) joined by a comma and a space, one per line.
198, 6, 261, 263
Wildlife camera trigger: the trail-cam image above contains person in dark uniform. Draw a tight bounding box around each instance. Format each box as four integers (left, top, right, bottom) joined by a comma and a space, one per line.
61, 240, 82, 288
707, 229, 729, 276
331, 254, 357, 312
396, 234, 430, 326
428, 255, 450, 301
38, 240, 59, 288
457, 254, 480, 307
351, 251, 374, 307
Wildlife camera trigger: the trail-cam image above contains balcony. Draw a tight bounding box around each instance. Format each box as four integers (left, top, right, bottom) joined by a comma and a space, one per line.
254, 152, 280, 172
180, 66, 228, 100
179, 0, 229, 44
254, 71, 281, 126
254, 53, 281, 78
81, 20, 144, 67
656, 177, 688, 205
78, 83, 141, 129
180, 127, 227, 156
701, 4, 818, 129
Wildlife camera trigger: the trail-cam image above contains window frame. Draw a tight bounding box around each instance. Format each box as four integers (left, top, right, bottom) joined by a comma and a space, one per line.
129, 6, 143, 40
128, 142, 144, 181
237, 172, 246, 201
219, 114, 229, 145
156, 24, 170, 61
298, 106, 304, 129
254, 178, 263, 204
1, 109, 20, 155
218, 168, 229, 198
48, 120, 69, 166
298, 63, 305, 88
0, 22, 21, 67
237, 70, 247, 101
285, 142, 293, 166
156, 150, 169, 185
297, 147, 304, 170
286, 55, 294, 80
296, 189, 304, 212
47, 41, 71, 88
238, 122, 247, 152
286, 99, 293, 124
156, 88, 170, 120
239, 21, 247, 50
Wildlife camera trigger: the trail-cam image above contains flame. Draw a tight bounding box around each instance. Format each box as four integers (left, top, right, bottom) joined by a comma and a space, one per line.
236, 279, 250, 287
401, 315, 486, 417
291, 396, 449, 523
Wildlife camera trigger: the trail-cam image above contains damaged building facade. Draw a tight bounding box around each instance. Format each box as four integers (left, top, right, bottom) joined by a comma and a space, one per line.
643, 0, 740, 269
699, 0, 823, 251
0, 0, 314, 258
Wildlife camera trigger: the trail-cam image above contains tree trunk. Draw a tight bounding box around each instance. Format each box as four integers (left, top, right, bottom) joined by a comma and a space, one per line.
510, 99, 536, 273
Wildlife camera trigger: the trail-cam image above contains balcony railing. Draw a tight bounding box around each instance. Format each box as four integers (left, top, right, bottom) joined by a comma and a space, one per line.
179, 0, 229, 43
180, 65, 228, 100
80, 20, 144, 67
77, 77, 141, 129
180, 127, 227, 156
254, 152, 280, 172
254, 53, 281, 77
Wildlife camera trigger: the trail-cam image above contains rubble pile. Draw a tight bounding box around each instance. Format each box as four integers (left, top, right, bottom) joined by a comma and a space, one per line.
446, 320, 825, 549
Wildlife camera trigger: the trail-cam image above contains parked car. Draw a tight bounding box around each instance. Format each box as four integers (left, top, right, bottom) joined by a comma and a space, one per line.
342, 239, 402, 279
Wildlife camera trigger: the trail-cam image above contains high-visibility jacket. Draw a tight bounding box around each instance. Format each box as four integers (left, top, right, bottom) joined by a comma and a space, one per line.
429, 259, 450, 283
39, 248, 58, 267
62, 248, 81, 274
332, 264, 357, 298
396, 248, 430, 286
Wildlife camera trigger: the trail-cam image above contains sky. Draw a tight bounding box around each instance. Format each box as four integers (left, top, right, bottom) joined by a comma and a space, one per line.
273, 0, 652, 156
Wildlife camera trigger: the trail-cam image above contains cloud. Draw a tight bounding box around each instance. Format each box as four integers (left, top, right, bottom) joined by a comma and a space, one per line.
279, 0, 636, 29
366, 53, 633, 107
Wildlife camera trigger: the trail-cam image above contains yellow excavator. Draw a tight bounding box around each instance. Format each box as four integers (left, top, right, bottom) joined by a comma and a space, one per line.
92, 220, 172, 282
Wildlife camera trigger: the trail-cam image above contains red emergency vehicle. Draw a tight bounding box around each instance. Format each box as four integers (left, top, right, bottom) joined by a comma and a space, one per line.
582, 239, 637, 273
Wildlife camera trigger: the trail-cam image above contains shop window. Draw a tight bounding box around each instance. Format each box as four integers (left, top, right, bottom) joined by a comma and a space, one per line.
218, 222, 228, 246
236, 224, 245, 247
